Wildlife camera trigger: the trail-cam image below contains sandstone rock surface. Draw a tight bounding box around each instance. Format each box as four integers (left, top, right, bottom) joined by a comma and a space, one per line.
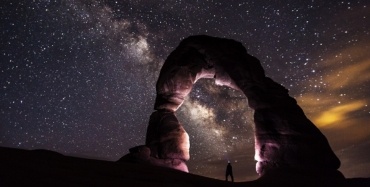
126, 35, 341, 175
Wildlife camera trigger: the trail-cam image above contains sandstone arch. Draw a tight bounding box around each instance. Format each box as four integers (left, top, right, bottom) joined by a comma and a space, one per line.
123, 35, 340, 176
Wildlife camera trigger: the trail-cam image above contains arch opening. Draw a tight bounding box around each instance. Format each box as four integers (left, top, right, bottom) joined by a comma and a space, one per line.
177, 78, 255, 180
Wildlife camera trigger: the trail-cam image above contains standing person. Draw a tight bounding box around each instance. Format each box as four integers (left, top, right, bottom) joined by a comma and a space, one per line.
225, 161, 234, 182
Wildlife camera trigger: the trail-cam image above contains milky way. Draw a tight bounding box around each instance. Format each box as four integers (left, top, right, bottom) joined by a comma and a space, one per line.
1, 0, 370, 181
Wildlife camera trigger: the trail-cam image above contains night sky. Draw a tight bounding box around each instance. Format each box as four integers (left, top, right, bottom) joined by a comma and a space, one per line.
1, 0, 370, 182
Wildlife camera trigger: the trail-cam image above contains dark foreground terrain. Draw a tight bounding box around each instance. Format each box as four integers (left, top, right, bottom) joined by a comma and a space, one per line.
0, 147, 369, 187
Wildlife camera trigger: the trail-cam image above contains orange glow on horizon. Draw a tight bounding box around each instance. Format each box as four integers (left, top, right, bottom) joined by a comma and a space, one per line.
314, 101, 366, 128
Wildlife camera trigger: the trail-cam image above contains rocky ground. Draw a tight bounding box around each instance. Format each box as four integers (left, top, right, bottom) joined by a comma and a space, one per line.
1, 147, 369, 187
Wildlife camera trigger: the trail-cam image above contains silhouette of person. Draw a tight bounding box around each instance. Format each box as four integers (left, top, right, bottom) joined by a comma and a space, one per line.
225, 162, 234, 182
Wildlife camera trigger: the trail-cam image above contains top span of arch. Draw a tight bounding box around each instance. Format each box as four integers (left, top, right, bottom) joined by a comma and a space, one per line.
154, 35, 265, 112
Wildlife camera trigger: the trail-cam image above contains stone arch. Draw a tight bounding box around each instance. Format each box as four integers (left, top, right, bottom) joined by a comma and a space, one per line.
124, 35, 340, 175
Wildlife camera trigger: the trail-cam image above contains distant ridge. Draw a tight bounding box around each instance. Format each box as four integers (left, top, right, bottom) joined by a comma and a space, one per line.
0, 146, 369, 187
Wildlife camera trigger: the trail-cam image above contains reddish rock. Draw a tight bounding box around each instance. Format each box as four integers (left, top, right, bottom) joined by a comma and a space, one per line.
146, 110, 190, 161
126, 35, 340, 175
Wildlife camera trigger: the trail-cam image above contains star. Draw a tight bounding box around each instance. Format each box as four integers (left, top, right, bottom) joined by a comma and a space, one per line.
1, 0, 369, 181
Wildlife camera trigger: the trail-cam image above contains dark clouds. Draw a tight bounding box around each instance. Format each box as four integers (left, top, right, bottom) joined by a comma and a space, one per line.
1, 0, 369, 181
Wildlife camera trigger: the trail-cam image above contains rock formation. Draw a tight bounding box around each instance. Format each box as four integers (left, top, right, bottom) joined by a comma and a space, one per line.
123, 35, 341, 175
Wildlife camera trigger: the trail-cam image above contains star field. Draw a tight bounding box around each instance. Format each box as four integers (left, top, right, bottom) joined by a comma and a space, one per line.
1, 0, 370, 181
